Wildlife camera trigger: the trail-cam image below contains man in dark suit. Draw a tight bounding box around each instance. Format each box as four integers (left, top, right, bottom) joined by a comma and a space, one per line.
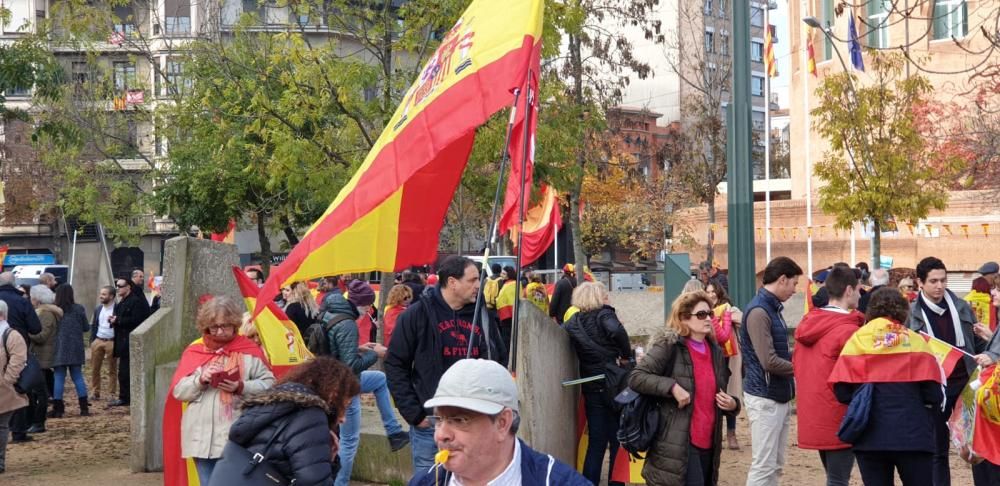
108, 277, 150, 407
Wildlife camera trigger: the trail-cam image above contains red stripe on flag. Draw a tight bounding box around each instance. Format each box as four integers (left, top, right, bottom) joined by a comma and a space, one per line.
828, 353, 943, 385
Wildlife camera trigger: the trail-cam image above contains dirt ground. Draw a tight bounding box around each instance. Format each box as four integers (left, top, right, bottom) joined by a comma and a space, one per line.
4, 397, 975, 485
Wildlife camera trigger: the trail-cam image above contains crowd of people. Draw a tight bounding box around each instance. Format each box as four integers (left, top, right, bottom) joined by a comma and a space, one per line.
5, 253, 1000, 486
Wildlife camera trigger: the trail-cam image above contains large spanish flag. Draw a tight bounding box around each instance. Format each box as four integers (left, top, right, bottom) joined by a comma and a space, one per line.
256, 0, 545, 316
509, 185, 561, 267
829, 317, 945, 385
232, 266, 312, 377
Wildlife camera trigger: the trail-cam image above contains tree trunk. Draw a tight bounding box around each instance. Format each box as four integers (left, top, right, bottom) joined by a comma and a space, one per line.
871, 220, 881, 270
256, 210, 273, 276
376, 272, 394, 345
706, 198, 716, 265
569, 189, 587, 269
280, 214, 299, 246
568, 32, 588, 270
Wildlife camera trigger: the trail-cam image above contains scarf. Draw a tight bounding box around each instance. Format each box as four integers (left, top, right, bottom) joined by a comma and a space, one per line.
920, 291, 965, 348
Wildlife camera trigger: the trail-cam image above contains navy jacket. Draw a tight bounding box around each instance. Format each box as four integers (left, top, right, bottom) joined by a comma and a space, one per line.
0, 284, 41, 342
740, 288, 794, 403
409, 439, 590, 486
834, 381, 944, 453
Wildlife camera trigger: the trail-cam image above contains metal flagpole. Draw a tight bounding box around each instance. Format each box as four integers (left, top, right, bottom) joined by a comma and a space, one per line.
764, 13, 772, 262
803, 6, 814, 277
466, 87, 523, 360
510, 69, 535, 375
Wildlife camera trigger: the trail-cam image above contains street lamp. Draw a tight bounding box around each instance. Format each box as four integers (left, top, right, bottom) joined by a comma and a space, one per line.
802, 16, 882, 268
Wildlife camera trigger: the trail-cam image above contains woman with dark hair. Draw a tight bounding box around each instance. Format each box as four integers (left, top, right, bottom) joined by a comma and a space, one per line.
50, 284, 90, 418
225, 357, 361, 486
830, 287, 944, 486
629, 291, 740, 485
704, 278, 743, 450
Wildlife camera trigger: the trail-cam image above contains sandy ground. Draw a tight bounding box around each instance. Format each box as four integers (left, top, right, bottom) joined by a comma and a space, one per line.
4, 395, 975, 485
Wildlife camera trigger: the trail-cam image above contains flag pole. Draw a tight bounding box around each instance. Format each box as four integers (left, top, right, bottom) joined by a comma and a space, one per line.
764, 20, 772, 262
510, 69, 535, 374
803, 23, 814, 276
466, 87, 523, 360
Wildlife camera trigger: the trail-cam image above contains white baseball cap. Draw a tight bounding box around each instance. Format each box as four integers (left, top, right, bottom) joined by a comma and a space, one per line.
424, 359, 519, 414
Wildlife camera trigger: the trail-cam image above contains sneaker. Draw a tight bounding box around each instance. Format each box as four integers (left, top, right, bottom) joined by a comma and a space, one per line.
10, 434, 33, 444
387, 431, 410, 452
26, 424, 46, 434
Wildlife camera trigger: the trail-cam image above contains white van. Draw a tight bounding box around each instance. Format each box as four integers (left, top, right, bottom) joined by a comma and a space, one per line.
11, 265, 70, 287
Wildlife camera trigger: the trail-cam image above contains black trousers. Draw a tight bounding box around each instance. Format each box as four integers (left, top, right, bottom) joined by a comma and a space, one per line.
117, 345, 131, 403
685, 445, 715, 486
933, 384, 963, 486
10, 377, 47, 435
582, 391, 624, 486
974, 460, 1000, 486
855, 450, 933, 486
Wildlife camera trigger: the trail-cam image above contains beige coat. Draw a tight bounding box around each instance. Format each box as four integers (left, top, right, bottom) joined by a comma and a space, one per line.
31, 304, 62, 369
0, 325, 30, 415
172, 354, 275, 459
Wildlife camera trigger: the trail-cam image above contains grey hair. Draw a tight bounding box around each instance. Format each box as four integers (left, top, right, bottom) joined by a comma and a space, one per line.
682, 279, 704, 294
0, 299, 7, 319
870, 268, 890, 287
490, 409, 521, 436
0, 272, 13, 286
30, 284, 56, 305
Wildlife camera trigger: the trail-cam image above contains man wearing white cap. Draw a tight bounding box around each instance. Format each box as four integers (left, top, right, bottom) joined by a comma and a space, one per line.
408, 359, 589, 486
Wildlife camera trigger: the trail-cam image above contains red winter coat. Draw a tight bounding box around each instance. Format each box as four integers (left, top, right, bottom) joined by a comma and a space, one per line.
792, 307, 865, 450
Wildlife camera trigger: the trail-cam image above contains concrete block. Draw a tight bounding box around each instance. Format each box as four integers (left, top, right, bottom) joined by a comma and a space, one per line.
514, 303, 579, 467
353, 406, 412, 484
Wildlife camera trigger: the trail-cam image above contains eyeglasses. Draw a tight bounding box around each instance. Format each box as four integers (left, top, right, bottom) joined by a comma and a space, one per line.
684, 310, 713, 321
427, 414, 477, 430
280, 288, 291, 292
208, 324, 236, 334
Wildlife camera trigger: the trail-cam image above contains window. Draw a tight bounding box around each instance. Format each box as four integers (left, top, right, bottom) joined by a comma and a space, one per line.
867, 0, 889, 48
112, 5, 136, 37
933, 0, 967, 39
823, 0, 834, 60
71, 62, 91, 85
705, 31, 714, 53
164, 60, 191, 96
113, 62, 137, 91
720, 32, 730, 56
243, 0, 262, 18
752, 75, 765, 97
704, 0, 713, 15
165, 0, 192, 34
751, 41, 764, 62
718, 0, 728, 18
751, 7, 764, 27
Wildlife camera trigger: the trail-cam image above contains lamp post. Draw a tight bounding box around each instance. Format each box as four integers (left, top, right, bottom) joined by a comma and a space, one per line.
726, 0, 755, 308
802, 16, 881, 269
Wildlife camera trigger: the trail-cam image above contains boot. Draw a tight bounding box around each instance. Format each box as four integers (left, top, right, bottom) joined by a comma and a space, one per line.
47, 399, 64, 419
727, 430, 740, 450
78, 397, 91, 417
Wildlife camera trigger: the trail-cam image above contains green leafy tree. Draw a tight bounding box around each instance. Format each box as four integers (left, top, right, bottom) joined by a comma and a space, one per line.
812, 52, 963, 266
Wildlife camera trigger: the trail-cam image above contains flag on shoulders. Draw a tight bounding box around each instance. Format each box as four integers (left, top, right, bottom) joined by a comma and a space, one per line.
975, 364, 1000, 465
829, 317, 944, 385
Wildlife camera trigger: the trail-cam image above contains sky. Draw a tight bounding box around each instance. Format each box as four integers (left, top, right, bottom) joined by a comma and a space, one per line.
772, 0, 793, 109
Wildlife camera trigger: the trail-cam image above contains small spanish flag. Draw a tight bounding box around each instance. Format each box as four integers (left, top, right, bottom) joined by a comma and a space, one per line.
232, 266, 312, 376
0, 244, 8, 269
806, 27, 818, 77
210, 219, 236, 244
764, 24, 777, 77
918, 331, 967, 377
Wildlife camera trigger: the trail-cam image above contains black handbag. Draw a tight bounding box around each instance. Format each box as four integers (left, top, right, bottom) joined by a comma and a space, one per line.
2, 328, 44, 395
208, 418, 296, 486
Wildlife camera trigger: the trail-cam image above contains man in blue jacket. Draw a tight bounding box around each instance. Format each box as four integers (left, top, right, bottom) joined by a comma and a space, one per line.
409, 359, 589, 486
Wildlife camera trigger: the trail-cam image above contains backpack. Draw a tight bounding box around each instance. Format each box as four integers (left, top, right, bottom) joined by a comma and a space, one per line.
304, 314, 352, 357
616, 343, 675, 461
837, 382, 874, 443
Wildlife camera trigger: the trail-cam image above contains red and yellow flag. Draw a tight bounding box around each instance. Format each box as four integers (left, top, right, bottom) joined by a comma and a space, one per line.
0, 244, 8, 268
210, 219, 236, 244
232, 266, 312, 376
806, 27, 818, 77
829, 318, 945, 385
576, 397, 644, 483
974, 364, 1000, 465
764, 24, 777, 77
256, 0, 544, 316
918, 331, 966, 378
510, 185, 561, 267
498, 56, 541, 235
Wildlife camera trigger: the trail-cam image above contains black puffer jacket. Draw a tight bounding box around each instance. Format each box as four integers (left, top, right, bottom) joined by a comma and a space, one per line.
228, 382, 336, 486
563, 305, 631, 393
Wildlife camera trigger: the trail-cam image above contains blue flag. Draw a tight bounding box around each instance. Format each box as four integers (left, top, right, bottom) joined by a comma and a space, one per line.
848, 14, 865, 71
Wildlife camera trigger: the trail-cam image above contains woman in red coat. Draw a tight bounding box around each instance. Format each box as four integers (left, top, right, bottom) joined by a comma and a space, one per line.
792, 265, 865, 486
382, 284, 413, 347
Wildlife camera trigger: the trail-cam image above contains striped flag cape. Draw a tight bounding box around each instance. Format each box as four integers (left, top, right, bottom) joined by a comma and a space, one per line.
828, 317, 945, 385
975, 364, 1000, 464
255, 0, 545, 316
232, 266, 312, 377
576, 396, 644, 483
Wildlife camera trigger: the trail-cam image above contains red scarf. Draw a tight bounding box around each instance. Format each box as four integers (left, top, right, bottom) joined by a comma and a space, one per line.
163, 335, 268, 486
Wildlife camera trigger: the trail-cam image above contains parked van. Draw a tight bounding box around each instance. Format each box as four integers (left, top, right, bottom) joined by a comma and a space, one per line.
11, 265, 70, 287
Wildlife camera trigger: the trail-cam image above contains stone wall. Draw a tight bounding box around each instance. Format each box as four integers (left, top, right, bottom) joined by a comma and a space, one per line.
129, 237, 241, 472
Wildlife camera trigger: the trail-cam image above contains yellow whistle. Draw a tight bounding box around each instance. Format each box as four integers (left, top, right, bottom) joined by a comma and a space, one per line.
435, 449, 450, 464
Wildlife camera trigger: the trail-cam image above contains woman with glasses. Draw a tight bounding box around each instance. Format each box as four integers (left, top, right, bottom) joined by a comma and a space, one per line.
563, 281, 632, 486
170, 296, 276, 485
629, 291, 740, 486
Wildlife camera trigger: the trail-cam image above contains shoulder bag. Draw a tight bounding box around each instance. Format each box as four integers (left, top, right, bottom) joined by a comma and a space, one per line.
208, 417, 297, 486
2, 328, 44, 394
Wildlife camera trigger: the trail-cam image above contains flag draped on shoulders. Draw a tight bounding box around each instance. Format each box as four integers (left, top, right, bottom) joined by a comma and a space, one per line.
232, 266, 312, 377
162, 336, 267, 486
497, 280, 518, 321
828, 317, 944, 385
255, 0, 545, 317
975, 364, 1000, 465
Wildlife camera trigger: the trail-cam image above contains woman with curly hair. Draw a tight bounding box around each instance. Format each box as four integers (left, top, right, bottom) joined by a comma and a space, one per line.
170, 296, 276, 484
382, 284, 412, 347
224, 357, 361, 486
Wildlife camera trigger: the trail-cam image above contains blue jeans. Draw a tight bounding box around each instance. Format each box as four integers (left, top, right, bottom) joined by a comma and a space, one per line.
335, 370, 405, 486
53, 365, 88, 400
193, 457, 217, 485
410, 424, 437, 474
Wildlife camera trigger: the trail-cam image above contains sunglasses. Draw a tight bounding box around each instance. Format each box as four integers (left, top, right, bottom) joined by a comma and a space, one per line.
684, 310, 713, 321
116, 283, 129, 289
